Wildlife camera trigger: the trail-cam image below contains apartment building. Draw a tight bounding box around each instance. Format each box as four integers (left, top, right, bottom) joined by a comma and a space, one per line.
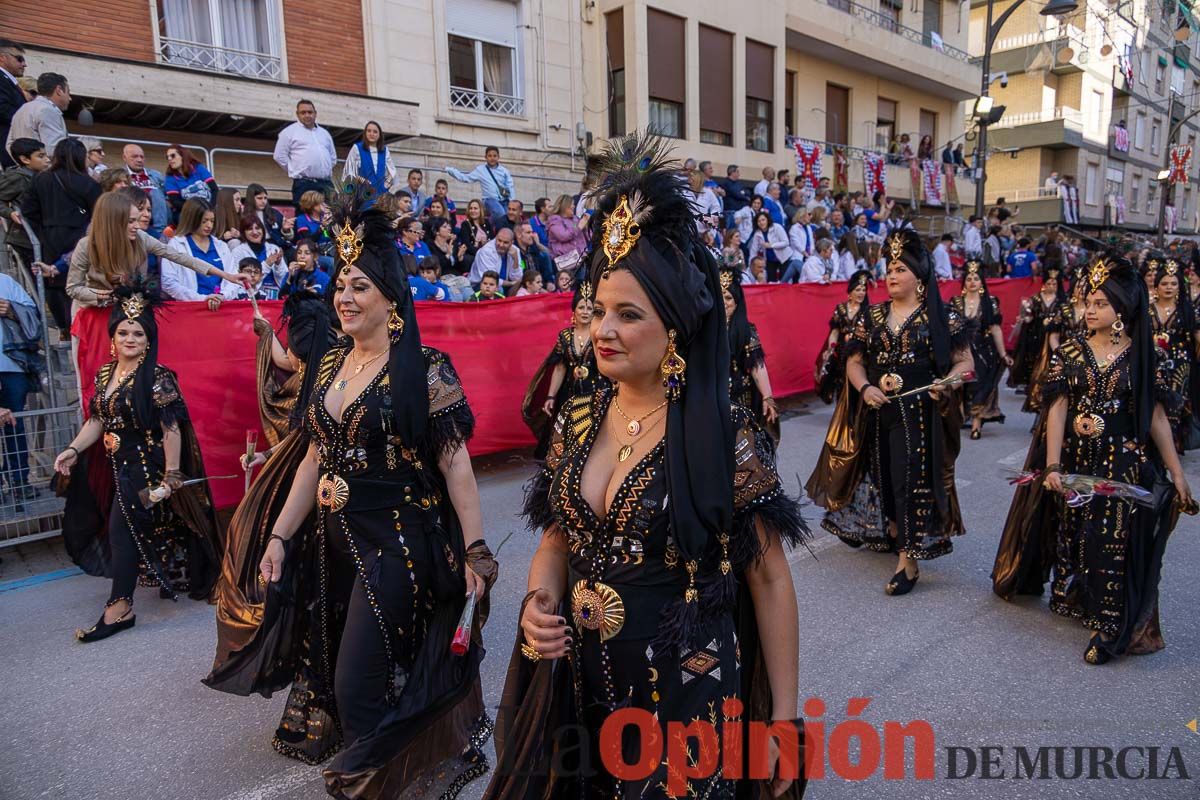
969, 0, 1200, 234
585, 0, 978, 207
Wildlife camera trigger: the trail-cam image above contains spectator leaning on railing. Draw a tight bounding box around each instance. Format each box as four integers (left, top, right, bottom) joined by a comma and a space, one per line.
0, 268, 41, 504
164, 198, 236, 308
273, 99, 335, 206
6, 71, 69, 159
0, 137, 47, 269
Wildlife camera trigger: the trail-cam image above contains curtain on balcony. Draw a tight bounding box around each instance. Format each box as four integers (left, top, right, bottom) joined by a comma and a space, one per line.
482, 43, 514, 97
219, 0, 273, 55
162, 0, 213, 44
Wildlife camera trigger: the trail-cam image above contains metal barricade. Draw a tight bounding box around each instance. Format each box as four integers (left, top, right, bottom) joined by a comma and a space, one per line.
0, 405, 76, 547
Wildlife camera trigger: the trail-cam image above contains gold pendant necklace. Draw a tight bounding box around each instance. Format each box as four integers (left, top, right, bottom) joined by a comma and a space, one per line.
612, 393, 668, 437
611, 407, 664, 462
335, 348, 386, 391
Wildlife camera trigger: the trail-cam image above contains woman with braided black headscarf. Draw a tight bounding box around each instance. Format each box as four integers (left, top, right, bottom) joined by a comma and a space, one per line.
811, 229, 973, 595
253, 181, 497, 798
950, 259, 1013, 439
489, 134, 808, 800
994, 253, 1192, 665
55, 281, 222, 642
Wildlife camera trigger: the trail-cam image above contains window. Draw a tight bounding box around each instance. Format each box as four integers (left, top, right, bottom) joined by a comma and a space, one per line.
745, 40, 774, 152
1148, 180, 1158, 215
1151, 118, 1162, 155
1105, 165, 1125, 207
157, 0, 282, 80
877, 98, 897, 149
699, 26, 733, 146
1172, 64, 1186, 95
922, 0, 942, 46
1135, 113, 1146, 148
606, 10, 625, 137
1131, 174, 1141, 211
446, 0, 523, 116
785, 71, 797, 138
879, 0, 901, 32
647, 9, 685, 138
1156, 58, 1166, 93
1088, 90, 1105, 138
1085, 163, 1099, 205
826, 84, 850, 146
920, 108, 938, 150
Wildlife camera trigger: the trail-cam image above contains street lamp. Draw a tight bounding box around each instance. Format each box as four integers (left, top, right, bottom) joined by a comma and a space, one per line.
974, 0, 1080, 221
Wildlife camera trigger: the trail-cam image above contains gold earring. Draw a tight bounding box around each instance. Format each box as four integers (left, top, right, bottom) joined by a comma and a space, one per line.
917, 283, 926, 299
109, 338, 116, 357
388, 304, 405, 337
660, 329, 686, 401
1111, 314, 1124, 345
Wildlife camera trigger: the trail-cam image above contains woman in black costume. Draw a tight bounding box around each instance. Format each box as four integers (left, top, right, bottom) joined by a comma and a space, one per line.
253, 183, 498, 798
991, 254, 1192, 664
55, 282, 221, 641
205, 292, 346, 765
816, 269, 871, 405
950, 260, 1013, 439
808, 230, 973, 595
1149, 257, 1199, 452
722, 266, 780, 441
521, 282, 603, 458
1007, 265, 1067, 413
486, 134, 808, 800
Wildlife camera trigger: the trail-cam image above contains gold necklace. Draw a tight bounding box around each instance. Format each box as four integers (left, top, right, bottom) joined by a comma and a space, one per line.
610, 408, 665, 462
612, 393, 668, 437
335, 348, 386, 391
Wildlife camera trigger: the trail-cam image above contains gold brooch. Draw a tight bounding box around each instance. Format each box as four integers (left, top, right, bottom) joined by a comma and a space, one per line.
1073, 413, 1105, 438
334, 222, 364, 268
316, 473, 350, 511
1086, 260, 1111, 294
570, 580, 625, 641
601, 195, 641, 269
103, 432, 121, 454
879, 373, 904, 394
121, 293, 146, 320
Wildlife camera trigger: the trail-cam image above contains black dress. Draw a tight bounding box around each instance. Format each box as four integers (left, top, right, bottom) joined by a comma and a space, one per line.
522, 326, 604, 458
730, 322, 780, 441
1150, 303, 1196, 451
817, 301, 867, 404
498, 391, 807, 799
949, 294, 1004, 422
822, 302, 968, 557
1008, 293, 1061, 412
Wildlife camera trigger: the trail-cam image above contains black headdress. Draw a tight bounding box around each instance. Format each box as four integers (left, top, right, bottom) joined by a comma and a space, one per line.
846, 268, 872, 296
570, 279, 594, 310
719, 265, 753, 366
282, 291, 336, 419
883, 228, 953, 374
327, 179, 428, 445
587, 133, 733, 628
1155, 255, 1196, 338
963, 259, 997, 329
107, 280, 166, 429
1084, 253, 1154, 441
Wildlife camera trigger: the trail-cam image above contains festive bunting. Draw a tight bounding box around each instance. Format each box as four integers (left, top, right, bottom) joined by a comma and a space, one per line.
794, 139, 823, 193
1165, 204, 1178, 234
863, 152, 887, 195
921, 159, 943, 206
1169, 144, 1192, 185
833, 146, 849, 194
1061, 184, 1080, 225
1113, 125, 1130, 153
943, 162, 959, 207
1113, 195, 1126, 225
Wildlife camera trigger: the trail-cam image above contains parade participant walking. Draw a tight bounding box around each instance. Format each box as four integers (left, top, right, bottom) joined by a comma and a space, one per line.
1007, 265, 1067, 412
809, 229, 973, 594
487, 134, 806, 800
992, 255, 1192, 664
722, 266, 780, 441
253, 182, 496, 797
1149, 258, 1199, 452
54, 283, 222, 641
951, 260, 1012, 439
521, 281, 603, 459
816, 269, 871, 405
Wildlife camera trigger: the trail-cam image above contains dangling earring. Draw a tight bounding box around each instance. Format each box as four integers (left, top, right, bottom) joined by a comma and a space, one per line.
660, 329, 686, 401
109, 338, 116, 357
388, 304, 405, 338
1111, 314, 1125, 346
917, 283, 926, 299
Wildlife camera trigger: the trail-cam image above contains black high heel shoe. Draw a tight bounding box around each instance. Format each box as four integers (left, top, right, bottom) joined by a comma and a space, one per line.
885, 566, 920, 596
970, 429, 982, 440
1084, 633, 1113, 665
76, 607, 136, 643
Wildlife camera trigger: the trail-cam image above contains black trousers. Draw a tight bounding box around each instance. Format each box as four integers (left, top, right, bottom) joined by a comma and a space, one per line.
106, 497, 141, 605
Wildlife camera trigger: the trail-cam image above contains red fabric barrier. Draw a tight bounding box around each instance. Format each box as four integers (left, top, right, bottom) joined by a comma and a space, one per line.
74, 278, 1036, 509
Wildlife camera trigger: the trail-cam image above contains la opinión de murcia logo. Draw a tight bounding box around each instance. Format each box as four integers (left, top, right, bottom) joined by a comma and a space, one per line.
496, 697, 1194, 793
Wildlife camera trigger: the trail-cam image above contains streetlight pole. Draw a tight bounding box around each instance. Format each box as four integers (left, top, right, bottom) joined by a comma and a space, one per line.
974, 0, 1079, 220
1156, 95, 1200, 247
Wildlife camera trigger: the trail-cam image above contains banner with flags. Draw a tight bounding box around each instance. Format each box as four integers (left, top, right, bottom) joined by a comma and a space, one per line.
794, 139, 823, 193
1165, 204, 1178, 234
833, 147, 849, 193
1113, 124, 1130, 153
921, 159, 943, 206
1170, 143, 1192, 185
863, 152, 887, 195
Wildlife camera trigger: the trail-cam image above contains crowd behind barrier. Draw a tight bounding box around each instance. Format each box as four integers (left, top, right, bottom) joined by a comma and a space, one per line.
74, 277, 1039, 511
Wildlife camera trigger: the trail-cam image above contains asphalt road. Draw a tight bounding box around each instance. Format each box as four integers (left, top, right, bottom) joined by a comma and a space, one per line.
1, 386, 1197, 800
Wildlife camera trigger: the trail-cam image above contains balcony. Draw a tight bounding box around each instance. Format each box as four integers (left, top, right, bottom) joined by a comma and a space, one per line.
159, 37, 282, 81
818, 0, 970, 61
972, 106, 1087, 150
449, 87, 526, 117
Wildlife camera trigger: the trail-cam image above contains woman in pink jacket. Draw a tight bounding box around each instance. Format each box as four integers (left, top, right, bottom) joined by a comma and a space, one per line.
545, 194, 588, 261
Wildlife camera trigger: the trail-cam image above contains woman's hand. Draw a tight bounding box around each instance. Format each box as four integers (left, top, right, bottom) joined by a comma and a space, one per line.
457, 243, 467, 259
260, 537, 286, 584
32, 261, 59, 278
1043, 470, 1064, 494
1174, 475, 1192, 510
206, 295, 222, 312
241, 451, 267, 470
765, 732, 796, 797
762, 397, 779, 424
465, 564, 485, 597
520, 587, 571, 660
219, 269, 253, 289
54, 448, 78, 475
1003, 353, 1014, 367
282, 217, 295, 234
0, 407, 14, 426
542, 397, 555, 417
861, 385, 889, 408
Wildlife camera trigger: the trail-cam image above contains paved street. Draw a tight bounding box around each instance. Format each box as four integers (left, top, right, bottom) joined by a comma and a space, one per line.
1, 386, 1197, 800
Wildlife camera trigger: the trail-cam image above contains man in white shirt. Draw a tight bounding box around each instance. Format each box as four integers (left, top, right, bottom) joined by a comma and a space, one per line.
753, 166, 776, 198
962, 215, 983, 258
1043, 171, 1059, 193
468, 228, 523, 291
6, 72, 69, 160
273, 99, 336, 206
788, 208, 817, 259
932, 234, 954, 280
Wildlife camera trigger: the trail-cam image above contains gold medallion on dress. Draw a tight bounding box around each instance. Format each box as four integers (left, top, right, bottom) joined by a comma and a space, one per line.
570, 580, 625, 641
878, 373, 904, 394
316, 473, 350, 511
1073, 413, 1105, 438
103, 432, 121, 454
574, 364, 590, 380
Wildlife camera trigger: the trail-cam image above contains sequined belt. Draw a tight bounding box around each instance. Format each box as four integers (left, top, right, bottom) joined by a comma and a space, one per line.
316, 473, 439, 515
567, 568, 682, 643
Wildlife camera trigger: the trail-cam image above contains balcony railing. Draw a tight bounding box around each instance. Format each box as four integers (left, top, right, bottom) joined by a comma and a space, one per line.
449, 87, 526, 117
980, 106, 1084, 130
819, 0, 971, 62
159, 37, 282, 81
992, 23, 1084, 53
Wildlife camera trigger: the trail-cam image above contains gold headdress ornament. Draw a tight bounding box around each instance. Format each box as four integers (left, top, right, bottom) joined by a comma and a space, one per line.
577, 280, 594, 301
334, 221, 365, 274
1086, 259, 1112, 294
886, 234, 906, 268
601, 194, 643, 270
1165, 259, 1179, 276
965, 260, 982, 276
719, 269, 734, 291
121, 293, 146, 320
